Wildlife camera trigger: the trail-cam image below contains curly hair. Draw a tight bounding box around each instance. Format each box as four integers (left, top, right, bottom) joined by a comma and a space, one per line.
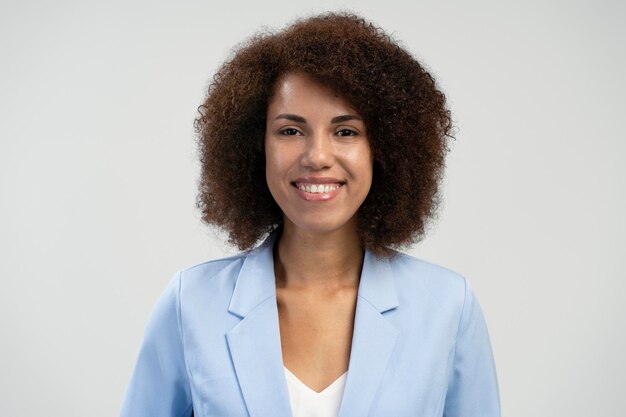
194, 11, 453, 258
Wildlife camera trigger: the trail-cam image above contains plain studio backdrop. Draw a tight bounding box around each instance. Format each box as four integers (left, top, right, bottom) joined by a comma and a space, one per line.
1, 0, 624, 416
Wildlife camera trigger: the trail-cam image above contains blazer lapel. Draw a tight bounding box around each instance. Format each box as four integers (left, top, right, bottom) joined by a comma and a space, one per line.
226, 230, 292, 417
337, 249, 399, 417
225, 230, 400, 417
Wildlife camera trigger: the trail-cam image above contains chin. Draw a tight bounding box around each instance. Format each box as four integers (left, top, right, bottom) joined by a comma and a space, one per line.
284, 213, 356, 236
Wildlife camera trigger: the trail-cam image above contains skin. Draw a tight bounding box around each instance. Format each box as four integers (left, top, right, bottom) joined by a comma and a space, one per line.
264, 72, 373, 392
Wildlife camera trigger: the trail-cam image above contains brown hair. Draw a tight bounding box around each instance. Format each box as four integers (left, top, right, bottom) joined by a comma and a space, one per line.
194, 11, 453, 257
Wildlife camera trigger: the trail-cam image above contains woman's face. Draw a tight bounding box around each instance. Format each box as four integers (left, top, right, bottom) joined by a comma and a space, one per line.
265, 72, 373, 235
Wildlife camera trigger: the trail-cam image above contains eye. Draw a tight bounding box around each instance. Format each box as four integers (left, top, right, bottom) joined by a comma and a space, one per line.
279, 127, 302, 136
336, 129, 358, 137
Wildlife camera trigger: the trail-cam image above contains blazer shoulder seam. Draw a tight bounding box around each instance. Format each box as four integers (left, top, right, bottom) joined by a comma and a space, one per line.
174, 270, 195, 410
452, 276, 469, 343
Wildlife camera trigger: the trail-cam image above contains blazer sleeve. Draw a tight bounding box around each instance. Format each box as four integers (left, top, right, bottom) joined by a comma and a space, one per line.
443, 278, 501, 417
119, 272, 194, 417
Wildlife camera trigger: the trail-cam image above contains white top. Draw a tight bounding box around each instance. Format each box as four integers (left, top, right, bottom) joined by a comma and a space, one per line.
283, 366, 348, 417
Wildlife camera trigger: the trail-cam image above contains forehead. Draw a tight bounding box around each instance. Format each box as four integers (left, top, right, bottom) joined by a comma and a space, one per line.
267, 72, 358, 116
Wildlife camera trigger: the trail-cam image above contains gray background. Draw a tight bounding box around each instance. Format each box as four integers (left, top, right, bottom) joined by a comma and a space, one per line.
1, 0, 624, 416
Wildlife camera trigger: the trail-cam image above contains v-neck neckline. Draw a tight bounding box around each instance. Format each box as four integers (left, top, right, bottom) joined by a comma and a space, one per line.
283, 366, 348, 395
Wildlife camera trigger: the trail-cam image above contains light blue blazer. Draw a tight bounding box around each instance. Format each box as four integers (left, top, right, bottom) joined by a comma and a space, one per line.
120, 229, 500, 417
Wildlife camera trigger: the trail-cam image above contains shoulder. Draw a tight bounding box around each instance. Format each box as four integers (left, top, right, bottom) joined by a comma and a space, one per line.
385, 249, 469, 314
388, 250, 467, 289
175, 226, 280, 281
150, 252, 253, 320
180, 252, 247, 278
174, 252, 249, 294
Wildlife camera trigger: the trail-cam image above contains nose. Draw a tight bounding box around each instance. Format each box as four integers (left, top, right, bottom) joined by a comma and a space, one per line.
301, 131, 334, 170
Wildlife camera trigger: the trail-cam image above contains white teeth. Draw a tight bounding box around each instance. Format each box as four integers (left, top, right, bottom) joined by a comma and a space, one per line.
296, 183, 341, 194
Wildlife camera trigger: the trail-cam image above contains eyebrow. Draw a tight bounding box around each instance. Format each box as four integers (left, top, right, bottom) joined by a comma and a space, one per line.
274, 114, 363, 124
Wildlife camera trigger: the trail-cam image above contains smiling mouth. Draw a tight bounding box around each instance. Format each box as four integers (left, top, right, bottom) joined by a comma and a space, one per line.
291, 182, 345, 194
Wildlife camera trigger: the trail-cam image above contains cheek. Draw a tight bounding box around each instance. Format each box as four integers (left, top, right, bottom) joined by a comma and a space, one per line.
362, 161, 374, 191
351, 145, 374, 183
265, 157, 279, 189
264, 143, 290, 188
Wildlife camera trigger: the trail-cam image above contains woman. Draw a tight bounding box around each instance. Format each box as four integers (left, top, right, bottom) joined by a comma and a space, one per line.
120, 12, 501, 417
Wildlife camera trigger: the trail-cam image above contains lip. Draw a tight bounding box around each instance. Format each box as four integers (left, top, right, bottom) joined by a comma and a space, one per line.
292, 176, 346, 185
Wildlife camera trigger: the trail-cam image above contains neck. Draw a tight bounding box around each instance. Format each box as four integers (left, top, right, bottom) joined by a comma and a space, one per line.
273, 218, 364, 291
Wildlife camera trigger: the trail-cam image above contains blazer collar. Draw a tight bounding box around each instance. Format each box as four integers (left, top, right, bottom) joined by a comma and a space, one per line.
228, 228, 399, 317
226, 228, 400, 417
